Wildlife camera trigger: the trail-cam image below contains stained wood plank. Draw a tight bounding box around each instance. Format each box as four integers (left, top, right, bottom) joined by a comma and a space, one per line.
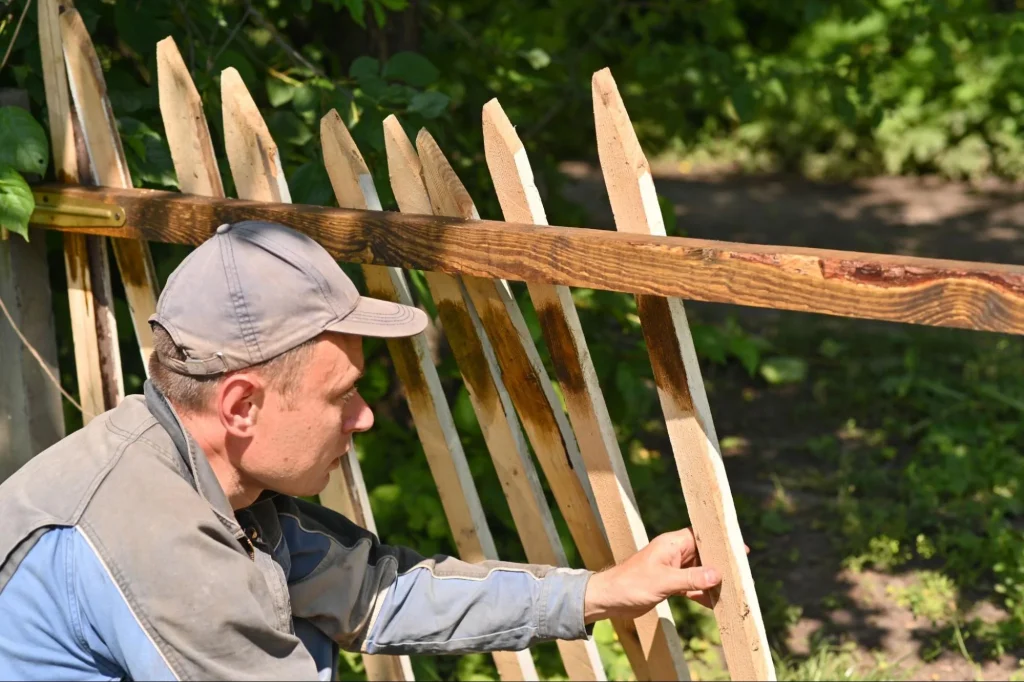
157, 37, 224, 198
38, 0, 113, 421
32, 183, 1024, 337
416, 128, 688, 681
60, 7, 160, 369
216, 70, 414, 681
592, 67, 775, 681
416, 130, 609, 565
382, 115, 554, 682
382, 116, 560, 571
482, 97, 691, 682
325, 112, 564, 679
321, 109, 497, 563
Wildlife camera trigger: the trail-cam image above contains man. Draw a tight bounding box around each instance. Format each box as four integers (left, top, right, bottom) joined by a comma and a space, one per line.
0, 221, 725, 680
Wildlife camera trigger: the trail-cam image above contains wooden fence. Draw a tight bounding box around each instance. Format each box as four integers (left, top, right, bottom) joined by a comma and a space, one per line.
8, 1, 1024, 681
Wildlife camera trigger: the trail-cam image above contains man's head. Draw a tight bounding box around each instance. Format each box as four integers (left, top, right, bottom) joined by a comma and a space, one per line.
147, 220, 427, 501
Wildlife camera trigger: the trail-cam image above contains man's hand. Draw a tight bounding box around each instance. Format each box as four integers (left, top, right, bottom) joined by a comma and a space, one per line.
583, 528, 732, 623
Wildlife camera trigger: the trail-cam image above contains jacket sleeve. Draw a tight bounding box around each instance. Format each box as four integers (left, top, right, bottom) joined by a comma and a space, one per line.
275, 496, 595, 655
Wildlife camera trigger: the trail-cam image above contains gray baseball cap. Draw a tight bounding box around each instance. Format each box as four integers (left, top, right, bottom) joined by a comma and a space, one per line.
149, 220, 427, 376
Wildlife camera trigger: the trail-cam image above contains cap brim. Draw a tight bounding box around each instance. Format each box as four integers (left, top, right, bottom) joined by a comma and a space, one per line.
326, 296, 428, 339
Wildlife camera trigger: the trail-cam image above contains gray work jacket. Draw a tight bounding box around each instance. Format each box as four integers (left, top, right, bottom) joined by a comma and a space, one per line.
0, 382, 592, 680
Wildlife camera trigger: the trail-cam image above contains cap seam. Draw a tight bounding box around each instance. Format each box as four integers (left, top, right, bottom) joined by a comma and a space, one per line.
234, 225, 352, 318
220, 233, 264, 363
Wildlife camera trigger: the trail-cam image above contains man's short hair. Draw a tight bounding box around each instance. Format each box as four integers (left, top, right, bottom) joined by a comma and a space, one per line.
148, 324, 317, 413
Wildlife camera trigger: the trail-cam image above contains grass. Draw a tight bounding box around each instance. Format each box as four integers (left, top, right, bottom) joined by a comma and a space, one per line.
774, 642, 908, 681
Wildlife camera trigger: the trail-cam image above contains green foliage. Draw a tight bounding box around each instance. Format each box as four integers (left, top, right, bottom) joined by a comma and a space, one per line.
888, 570, 959, 625
0, 165, 34, 239
774, 641, 906, 681
0, 105, 50, 239
0, 106, 48, 175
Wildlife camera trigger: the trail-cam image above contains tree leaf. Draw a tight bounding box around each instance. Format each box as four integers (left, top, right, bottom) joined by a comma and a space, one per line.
730, 83, 756, 123
522, 47, 551, 70
729, 335, 762, 376
383, 52, 439, 88
290, 160, 335, 206
350, 56, 380, 82
291, 84, 320, 113
266, 78, 296, 107
0, 107, 49, 176
760, 356, 808, 385
407, 91, 450, 118
0, 167, 34, 241
344, 0, 367, 27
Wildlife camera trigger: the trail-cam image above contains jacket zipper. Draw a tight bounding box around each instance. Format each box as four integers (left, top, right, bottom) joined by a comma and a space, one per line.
240, 526, 259, 561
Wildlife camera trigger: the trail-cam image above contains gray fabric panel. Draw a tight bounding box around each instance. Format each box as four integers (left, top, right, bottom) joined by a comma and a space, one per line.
79, 432, 316, 680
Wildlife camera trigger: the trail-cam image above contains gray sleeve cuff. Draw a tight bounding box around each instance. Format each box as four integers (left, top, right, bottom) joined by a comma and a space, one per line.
537, 568, 595, 641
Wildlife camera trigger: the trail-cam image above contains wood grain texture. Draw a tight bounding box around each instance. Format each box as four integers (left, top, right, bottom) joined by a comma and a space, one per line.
416, 129, 610, 565
32, 183, 1024, 337
156, 37, 224, 198
38, 0, 115, 420
217, 78, 413, 681
416, 128, 621, 681
593, 67, 775, 681
60, 7, 159, 369
222, 67, 290, 203
321, 108, 497, 563
383, 115, 565, 682
482, 97, 690, 682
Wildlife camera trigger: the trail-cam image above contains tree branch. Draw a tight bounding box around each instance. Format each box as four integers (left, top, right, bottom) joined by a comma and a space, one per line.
243, 0, 325, 78
0, 0, 32, 74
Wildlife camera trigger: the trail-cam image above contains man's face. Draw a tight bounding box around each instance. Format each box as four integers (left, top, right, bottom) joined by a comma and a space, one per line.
242, 333, 373, 497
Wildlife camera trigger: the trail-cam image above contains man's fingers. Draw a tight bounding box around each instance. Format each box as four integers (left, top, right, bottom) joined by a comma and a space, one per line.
657, 527, 699, 565
685, 590, 715, 610
670, 566, 721, 594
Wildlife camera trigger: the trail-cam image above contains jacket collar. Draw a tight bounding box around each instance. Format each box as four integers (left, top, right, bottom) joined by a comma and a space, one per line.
144, 380, 240, 531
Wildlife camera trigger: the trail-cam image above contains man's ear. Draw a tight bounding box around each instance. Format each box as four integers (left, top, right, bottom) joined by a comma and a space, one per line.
217, 373, 265, 437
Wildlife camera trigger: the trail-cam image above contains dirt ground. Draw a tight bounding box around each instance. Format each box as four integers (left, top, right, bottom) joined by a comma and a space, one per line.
558, 163, 1024, 681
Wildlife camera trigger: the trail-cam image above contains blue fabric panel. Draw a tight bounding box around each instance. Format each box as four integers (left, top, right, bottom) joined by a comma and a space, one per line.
0, 527, 177, 681
364, 565, 589, 655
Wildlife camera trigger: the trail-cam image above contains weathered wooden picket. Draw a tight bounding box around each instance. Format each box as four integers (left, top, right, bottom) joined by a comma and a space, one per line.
10, 1, 1024, 681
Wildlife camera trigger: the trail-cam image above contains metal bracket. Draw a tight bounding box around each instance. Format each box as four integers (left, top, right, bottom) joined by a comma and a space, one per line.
30, 190, 126, 228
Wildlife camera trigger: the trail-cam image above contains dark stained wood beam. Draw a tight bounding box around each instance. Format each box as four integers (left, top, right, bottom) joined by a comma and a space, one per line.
29, 183, 1024, 336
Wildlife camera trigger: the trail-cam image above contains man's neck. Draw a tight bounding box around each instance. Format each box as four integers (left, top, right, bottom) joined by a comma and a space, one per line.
178, 411, 263, 510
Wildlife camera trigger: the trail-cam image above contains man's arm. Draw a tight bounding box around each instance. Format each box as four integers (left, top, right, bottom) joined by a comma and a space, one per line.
276, 497, 728, 657
276, 495, 594, 655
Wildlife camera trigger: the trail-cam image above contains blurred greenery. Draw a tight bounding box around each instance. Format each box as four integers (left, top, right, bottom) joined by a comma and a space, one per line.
3, 0, 1024, 679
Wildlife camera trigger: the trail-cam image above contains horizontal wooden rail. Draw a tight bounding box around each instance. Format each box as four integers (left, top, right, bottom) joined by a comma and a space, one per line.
29, 183, 1024, 336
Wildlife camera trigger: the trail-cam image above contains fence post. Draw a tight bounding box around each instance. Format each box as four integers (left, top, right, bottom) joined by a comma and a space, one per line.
592, 67, 775, 681
482, 97, 691, 682
39, 0, 124, 418
0, 89, 65, 482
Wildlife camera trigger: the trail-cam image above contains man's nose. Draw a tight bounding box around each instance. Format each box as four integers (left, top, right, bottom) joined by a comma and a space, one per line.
342, 392, 374, 434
